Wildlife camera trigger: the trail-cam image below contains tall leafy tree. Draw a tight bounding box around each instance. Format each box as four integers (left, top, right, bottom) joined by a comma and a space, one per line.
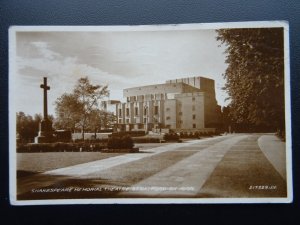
87, 109, 116, 137
217, 28, 285, 132
54, 93, 83, 132
54, 77, 109, 140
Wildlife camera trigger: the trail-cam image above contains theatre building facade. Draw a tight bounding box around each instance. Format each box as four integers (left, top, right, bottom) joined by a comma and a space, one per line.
115, 76, 221, 132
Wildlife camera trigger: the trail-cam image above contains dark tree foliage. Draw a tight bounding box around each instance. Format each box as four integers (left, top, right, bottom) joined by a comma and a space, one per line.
217, 28, 285, 132
17, 112, 54, 143
54, 93, 83, 132
88, 109, 116, 137
54, 77, 110, 140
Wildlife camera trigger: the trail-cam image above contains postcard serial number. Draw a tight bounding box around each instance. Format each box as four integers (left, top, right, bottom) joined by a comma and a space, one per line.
249, 185, 277, 190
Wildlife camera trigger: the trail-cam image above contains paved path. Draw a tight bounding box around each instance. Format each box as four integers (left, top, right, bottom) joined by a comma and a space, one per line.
198, 134, 287, 197
258, 134, 286, 180
44, 137, 222, 177
119, 134, 248, 197
17, 136, 226, 195
17, 134, 288, 199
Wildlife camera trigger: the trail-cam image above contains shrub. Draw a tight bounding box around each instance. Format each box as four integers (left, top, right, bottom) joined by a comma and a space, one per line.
107, 136, 120, 149
163, 133, 180, 142
121, 135, 134, 149
194, 131, 200, 139
110, 131, 145, 137
132, 137, 160, 143
17, 142, 106, 152
107, 135, 134, 149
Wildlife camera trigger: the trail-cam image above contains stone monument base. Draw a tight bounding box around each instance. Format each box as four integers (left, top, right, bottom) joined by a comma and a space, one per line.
35, 135, 53, 143
35, 119, 53, 143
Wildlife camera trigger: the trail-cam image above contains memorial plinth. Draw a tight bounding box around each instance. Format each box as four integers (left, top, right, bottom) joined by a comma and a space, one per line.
35, 77, 53, 143
35, 118, 53, 143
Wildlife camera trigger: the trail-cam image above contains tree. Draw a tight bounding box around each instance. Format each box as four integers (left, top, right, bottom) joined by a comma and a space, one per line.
17, 112, 53, 143
54, 93, 83, 132
54, 77, 109, 140
216, 28, 285, 132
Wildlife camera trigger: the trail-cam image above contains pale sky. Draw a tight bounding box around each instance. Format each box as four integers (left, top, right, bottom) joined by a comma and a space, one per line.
13, 28, 229, 116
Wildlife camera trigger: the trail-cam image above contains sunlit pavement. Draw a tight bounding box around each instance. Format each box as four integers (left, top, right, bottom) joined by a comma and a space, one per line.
17, 134, 287, 199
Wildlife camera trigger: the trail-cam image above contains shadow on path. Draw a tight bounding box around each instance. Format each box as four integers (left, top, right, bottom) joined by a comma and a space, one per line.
198, 135, 287, 198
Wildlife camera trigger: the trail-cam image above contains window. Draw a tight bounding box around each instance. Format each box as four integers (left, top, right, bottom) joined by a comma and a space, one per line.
192, 105, 195, 111
119, 109, 122, 117
193, 124, 196, 128
166, 107, 170, 111
154, 106, 159, 115
144, 118, 147, 124
144, 107, 147, 115
166, 116, 170, 120
126, 108, 129, 117
193, 114, 196, 120
192, 97, 195, 101
135, 107, 139, 116
118, 119, 122, 124
126, 119, 129, 124
179, 112, 182, 116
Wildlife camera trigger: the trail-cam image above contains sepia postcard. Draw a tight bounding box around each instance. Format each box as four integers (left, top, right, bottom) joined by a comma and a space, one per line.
9, 21, 292, 205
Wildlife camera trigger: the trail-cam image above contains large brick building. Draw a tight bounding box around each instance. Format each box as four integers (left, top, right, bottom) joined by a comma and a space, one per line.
115, 76, 221, 132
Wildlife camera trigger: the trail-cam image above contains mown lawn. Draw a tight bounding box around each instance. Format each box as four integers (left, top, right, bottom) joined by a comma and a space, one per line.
17, 152, 123, 174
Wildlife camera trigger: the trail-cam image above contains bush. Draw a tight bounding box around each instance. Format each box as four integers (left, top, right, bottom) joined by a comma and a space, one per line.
132, 137, 160, 143
107, 136, 120, 149
194, 131, 200, 139
163, 133, 180, 142
110, 131, 145, 137
107, 135, 134, 149
17, 142, 106, 152
121, 135, 134, 149
180, 132, 188, 138
74, 138, 108, 144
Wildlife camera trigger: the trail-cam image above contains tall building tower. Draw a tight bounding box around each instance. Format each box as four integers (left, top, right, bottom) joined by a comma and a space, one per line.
116, 76, 221, 132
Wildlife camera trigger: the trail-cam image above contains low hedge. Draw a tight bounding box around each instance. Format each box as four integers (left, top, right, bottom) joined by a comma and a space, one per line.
110, 131, 146, 137
17, 142, 106, 153
74, 138, 108, 144
107, 135, 134, 149
163, 133, 180, 142
132, 137, 160, 143
179, 131, 218, 138
102, 148, 139, 153
180, 132, 201, 139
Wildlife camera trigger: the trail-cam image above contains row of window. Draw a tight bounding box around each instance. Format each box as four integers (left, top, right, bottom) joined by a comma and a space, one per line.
177, 121, 197, 128
166, 114, 196, 120
119, 107, 197, 120
126, 94, 166, 102
118, 118, 149, 124
119, 106, 159, 117
118, 118, 197, 128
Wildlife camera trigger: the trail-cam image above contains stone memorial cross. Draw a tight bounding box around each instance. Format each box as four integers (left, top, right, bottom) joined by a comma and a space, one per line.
40, 77, 50, 119
35, 77, 53, 143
